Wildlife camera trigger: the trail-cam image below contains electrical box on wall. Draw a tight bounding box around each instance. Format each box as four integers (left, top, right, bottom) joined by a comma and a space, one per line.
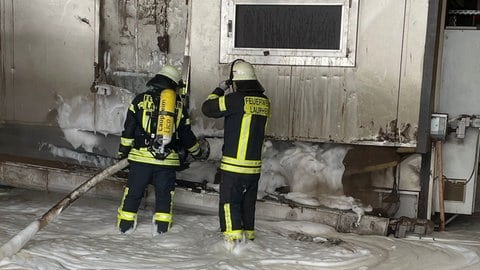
430, 113, 448, 140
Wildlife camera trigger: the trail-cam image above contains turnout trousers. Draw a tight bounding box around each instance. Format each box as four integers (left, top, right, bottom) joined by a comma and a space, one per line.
118, 161, 176, 233
219, 171, 260, 241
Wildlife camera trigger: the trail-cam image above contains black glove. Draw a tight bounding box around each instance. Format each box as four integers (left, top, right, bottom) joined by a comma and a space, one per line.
211, 87, 225, 97
191, 138, 210, 161
176, 147, 190, 171
219, 80, 229, 91
118, 145, 131, 160
176, 161, 190, 171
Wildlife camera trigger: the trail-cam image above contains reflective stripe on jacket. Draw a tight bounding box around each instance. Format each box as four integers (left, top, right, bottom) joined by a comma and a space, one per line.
202, 87, 270, 174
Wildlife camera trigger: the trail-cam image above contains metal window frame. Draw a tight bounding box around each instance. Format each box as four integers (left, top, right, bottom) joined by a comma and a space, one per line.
220, 0, 359, 66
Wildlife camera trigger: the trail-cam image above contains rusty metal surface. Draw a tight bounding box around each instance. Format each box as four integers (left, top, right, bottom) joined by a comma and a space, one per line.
101, 0, 187, 78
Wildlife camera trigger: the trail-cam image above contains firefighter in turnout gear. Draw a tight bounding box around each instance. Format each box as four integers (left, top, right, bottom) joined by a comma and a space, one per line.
201, 60, 270, 244
117, 64, 209, 234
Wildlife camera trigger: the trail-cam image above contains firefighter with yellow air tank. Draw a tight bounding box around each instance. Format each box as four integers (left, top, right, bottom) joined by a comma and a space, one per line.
202, 60, 271, 245
116, 64, 209, 234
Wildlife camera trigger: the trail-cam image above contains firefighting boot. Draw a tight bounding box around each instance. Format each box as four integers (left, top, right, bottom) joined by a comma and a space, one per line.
244, 230, 255, 241
153, 212, 172, 234
118, 220, 134, 233
155, 221, 169, 234
117, 209, 137, 234
223, 230, 243, 252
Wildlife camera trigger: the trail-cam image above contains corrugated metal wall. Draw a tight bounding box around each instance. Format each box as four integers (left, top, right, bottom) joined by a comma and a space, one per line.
0, 0, 430, 161
189, 0, 428, 147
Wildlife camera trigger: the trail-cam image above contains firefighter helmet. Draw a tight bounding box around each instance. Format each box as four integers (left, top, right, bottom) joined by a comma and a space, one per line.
232, 61, 257, 81
157, 65, 181, 85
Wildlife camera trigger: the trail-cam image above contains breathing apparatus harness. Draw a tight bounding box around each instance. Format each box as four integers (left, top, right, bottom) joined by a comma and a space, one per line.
144, 87, 181, 160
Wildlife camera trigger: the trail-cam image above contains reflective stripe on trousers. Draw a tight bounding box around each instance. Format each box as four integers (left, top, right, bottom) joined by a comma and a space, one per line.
218, 171, 259, 239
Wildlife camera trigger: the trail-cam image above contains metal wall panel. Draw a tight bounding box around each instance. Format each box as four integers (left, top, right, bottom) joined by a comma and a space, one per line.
397, 0, 429, 144
435, 30, 480, 214
291, 67, 347, 141
0, 0, 430, 147
1, 0, 14, 123
189, 0, 428, 146
1, 0, 98, 124
439, 30, 480, 116
189, 0, 224, 126
255, 65, 293, 139
349, 0, 405, 143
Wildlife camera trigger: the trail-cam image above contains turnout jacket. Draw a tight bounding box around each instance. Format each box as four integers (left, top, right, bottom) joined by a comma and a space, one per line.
202, 84, 270, 174
119, 81, 200, 167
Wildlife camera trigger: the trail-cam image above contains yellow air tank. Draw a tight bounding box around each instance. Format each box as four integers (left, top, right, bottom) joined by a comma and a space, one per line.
156, 88, 177, 150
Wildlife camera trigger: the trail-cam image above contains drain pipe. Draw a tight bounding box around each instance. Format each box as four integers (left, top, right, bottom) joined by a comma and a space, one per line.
435, 140, 445, 231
